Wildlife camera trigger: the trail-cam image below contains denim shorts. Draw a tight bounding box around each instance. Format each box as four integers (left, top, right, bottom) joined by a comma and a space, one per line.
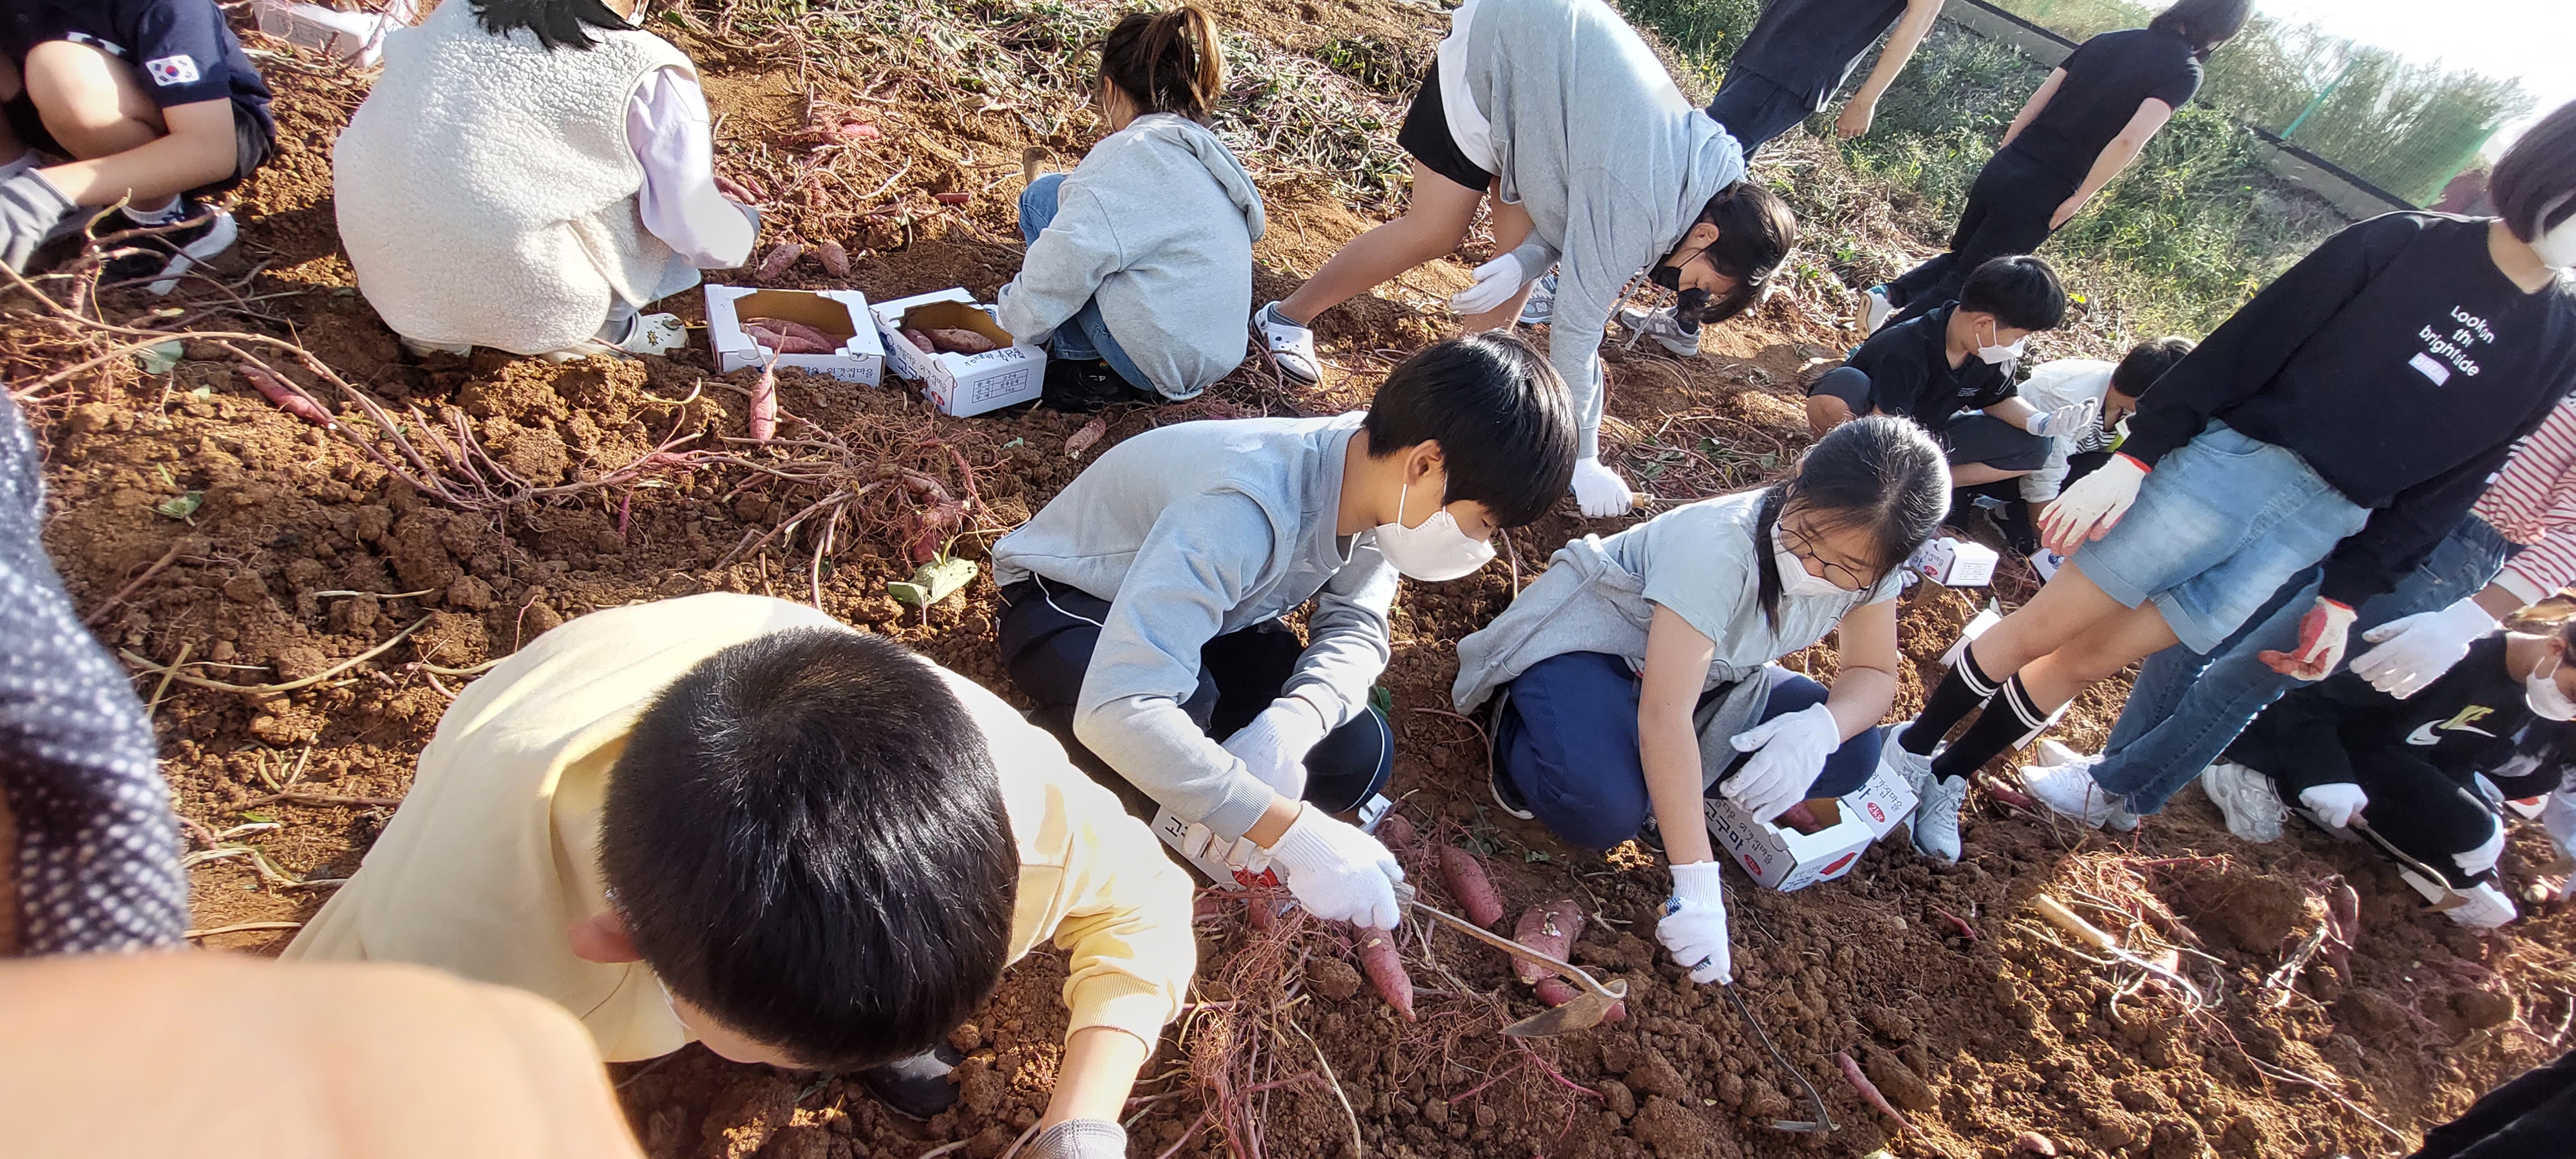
2072, 421, 2367, 654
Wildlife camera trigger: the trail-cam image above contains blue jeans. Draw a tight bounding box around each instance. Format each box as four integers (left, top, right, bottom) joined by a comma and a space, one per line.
1016, 173, 1150, 391
2090, 514, 2511, 814
1493, 654, 1880, 849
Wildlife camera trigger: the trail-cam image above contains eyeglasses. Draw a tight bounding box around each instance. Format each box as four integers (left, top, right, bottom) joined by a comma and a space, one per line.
1779, 522, 1876, 592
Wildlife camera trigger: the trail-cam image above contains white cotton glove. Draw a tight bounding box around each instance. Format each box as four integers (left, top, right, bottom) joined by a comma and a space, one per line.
1658, 862, 1732, 984
2021, 396, 2099, 439
1449, 252, 1528, 316
1026, 1119, 1128, 1159
2298, 782, 2369, 829
1571, 456, 1634, 518
2038, 453, 2148, 554
2259, 598, 2359, 681
1722, 703, 1841, 823
1224, 698, 1330, 801
2455, 816, 2508, 879
1264, 806, 1405, 930
2352, 598, 2501, 699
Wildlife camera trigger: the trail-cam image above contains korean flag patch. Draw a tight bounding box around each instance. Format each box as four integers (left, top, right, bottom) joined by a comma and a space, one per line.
145, 55, 200, 86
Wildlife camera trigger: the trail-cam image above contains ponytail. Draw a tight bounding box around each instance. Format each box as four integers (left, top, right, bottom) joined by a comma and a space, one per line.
1099, 5, 1225, 122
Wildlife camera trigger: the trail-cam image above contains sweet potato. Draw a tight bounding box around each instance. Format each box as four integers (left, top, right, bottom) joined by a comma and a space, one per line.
934, 191, 971, 205
755, 242, 804, 281
237, 364, 335, 429
1512, 906, 1553, 985
1375, 813, 1419, 853
927, 327, 999, 354
1064, 415, 1108, 458
1439, 846, 1503, 927
1835, 1050, 1912, 1131
1513, 899, 1586, 985
902, 328, 934, 352
815, 240, 852, 278
741, 319, 841, 355
1548, 898, 1587, 953
1358, 929, 1414, 1021
748, 358, 777, 442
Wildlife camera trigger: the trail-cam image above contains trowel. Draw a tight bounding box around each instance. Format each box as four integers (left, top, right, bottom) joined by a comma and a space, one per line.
1721, 983, 1836, 1133
1394, 883, 1628, 1036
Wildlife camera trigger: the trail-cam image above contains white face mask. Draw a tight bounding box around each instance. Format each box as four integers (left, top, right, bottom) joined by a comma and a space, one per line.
1374, 478, 1493, 582
1772, 525, 1850, 599
2533, 196, 2576, 270
2528, 652, 2576, 721
1974, 321, 2025, 366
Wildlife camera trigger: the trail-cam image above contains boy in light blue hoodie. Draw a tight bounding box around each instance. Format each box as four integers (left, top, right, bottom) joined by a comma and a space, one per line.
996, 6, 1263, 411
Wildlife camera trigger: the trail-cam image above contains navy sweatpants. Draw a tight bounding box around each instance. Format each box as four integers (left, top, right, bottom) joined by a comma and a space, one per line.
1492, 653, 1880, 849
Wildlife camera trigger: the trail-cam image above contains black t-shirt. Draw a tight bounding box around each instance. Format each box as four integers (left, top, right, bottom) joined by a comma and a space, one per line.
1730, 0, 1913, 110
2, 0, 272, 134
2247, 635, 2530, 796
1846, 302, 2014, 435
2006, 28, 2200, 184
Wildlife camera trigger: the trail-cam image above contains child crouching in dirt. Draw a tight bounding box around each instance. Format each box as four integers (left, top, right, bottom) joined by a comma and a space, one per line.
283, 594, 1193, 1158
1251, 0, 1795, 518
996, 5, 1263, 411
1950, 335, 2196, 558
1450, 417, 1949, 987
990, 334, 1578, 934
333, 0, 759, 360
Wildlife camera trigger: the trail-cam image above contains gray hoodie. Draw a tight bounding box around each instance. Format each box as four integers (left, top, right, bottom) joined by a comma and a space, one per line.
1464, 0, 1747, 457
996, 114, 1267, 400
989, 415, 1398, 842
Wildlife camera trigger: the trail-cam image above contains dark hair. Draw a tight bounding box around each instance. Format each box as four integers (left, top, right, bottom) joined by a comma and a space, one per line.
2146, 0, 2252, 59
2109, 335, 2195, 397
1958, 255, 2067, 332
468, 0, 629, 50
1361, 333, 1577, 529
1686, 181, 1799, 326
2492, 100, 2576, 243
599, 628, 1017, 1071
1098, 5, 1225, 122
1750, 417, 1949, 627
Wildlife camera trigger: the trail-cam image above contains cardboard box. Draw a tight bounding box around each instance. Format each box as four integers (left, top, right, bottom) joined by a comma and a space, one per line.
1703, 764, 1920, 891
705, 285, 885, 385
871, 288, 1045, 417
1909, 536, 1998, 587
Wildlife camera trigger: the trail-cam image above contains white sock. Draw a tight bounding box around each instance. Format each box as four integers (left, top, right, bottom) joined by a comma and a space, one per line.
126, 198, 185, 225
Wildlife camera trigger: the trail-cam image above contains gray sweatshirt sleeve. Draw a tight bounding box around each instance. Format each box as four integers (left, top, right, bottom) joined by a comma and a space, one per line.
1515, 173, 1657, 461
1283, 542, 1397, 730
995, 179, 1125, 348
1070, 492, 1287, 842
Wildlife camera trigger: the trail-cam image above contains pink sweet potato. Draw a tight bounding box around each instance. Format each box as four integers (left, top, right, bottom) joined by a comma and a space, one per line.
902, 328, 934, 353
1375, 813, 1419, 854
1358, 929, 1414, 1021
742, 319, 841, 355
1439, 846, 1503, 927
238, 364, 335, 429
755, 242, 804, 281
927, 327, 999, 354
1512, 899, 1585, 985
1064, 415, 1108, 458
816, 240, 852, 278
1837, 1050, 1913, 1131
1512, 906, 1553, 985
934, 191, 971, 205
747, 358, 777, 442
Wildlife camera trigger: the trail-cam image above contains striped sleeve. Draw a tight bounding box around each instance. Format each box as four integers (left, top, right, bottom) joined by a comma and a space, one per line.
2474, 399, 2576, 605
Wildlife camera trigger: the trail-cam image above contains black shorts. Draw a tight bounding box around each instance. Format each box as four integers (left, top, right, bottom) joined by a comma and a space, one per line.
1939, 414, 2052, 473
3, 94, 273, 200
1395, 74, 1493, 195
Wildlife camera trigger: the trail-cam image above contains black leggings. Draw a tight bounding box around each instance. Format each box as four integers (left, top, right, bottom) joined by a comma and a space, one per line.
1885, 146, 2076, 326
995, 580, 1393, 813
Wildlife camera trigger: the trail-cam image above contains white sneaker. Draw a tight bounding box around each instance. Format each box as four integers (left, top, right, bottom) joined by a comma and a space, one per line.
2017, 761, 2119, 828
1253, 302, 1321, 384
1913, 773, 1967, 863
1880, 722, 1935, 795
2201, 761, 2285, 843
1861, 285, 1895, 335
1519, 270, 1557, 325
1613, 304, 1701, 356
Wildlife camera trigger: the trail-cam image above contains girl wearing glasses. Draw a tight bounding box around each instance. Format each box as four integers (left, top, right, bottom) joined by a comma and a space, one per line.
1450, 416, 1948, 986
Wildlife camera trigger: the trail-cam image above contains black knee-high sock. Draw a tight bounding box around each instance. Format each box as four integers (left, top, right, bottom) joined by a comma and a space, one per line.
1929, 674, 2057, 781
1902, 646, 2002, 755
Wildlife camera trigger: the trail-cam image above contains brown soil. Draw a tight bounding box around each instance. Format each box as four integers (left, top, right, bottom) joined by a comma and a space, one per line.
14, 4, 2575, 1158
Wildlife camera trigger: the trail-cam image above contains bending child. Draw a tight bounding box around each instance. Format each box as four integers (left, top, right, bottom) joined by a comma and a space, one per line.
334, 0, 758, 359
285, 594, 1192, 1157
0, 0, 275, 289
1893, 104, 2576, 863
1452, 417, 1947, 984
999, 6, 1264, 411
1953, 335, 2195, 558
1252, 0, 1794, 516
992, 334, 1578, 932
1804, 254, 2067, 489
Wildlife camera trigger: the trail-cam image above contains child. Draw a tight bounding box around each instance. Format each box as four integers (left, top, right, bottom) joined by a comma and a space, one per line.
2199, 617, 2576, 929
1, 393, 187, 954
1863, 0, 2248, 331
1251, 0, 1794, 517
998, 6, 1263, 411
1893, 102, 2576, 864
1803, 255, 2068, 487
334, 0, 758, 359
1452, 417, 1947, 985
0, 0, 276, 290
285, 594, 1191, 1154
1953, 335, 2195, 556
992, 334, 1577, 930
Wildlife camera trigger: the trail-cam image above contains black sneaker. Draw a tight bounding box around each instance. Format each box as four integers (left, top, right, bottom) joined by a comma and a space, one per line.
1490, 766, 1535, 820
1040, 357, 1148, 413
858, 1042, 965, 1120
102, 201, 238, 295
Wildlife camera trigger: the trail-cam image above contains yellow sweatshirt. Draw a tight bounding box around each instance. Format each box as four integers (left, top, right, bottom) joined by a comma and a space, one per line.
284, 594, 1193, 1061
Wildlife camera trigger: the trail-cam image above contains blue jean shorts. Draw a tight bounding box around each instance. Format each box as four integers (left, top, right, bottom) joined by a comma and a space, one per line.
2072, 421, 2367, 654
